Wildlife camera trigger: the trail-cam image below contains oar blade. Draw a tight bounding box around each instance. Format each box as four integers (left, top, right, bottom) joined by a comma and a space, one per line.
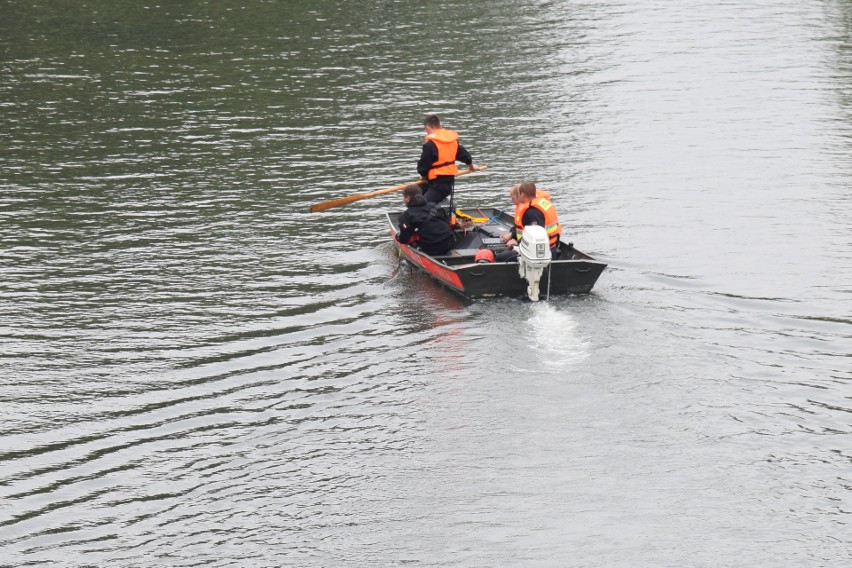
309, 195, 364, 213
309, 182, 415, 213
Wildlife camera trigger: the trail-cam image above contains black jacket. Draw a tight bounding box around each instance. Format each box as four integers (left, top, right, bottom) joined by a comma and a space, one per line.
396, 195, 455, 255
510, 206, 546, 241
416, 141, 473, 179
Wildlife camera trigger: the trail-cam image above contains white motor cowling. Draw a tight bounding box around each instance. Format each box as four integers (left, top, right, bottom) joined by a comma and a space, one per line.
517, 224, 552, 301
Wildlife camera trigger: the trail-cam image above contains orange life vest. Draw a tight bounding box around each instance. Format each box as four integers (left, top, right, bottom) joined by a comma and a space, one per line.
513, 191, 562, 247
424, 128, 460, 180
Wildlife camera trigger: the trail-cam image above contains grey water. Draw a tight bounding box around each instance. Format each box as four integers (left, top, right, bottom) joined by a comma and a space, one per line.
1, 1, 851, 566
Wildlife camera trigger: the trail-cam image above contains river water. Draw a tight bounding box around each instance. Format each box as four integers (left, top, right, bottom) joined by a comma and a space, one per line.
1, 1, 851, 566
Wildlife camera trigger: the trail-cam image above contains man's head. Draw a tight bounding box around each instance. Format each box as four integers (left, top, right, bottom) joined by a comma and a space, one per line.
403, 184, 423, 205
423, 114, 442, 133
509, 184, 522, 204
518, 181, 537, 202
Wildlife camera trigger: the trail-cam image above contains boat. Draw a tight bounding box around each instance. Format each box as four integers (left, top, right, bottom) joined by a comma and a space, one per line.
387, 206, 607, 301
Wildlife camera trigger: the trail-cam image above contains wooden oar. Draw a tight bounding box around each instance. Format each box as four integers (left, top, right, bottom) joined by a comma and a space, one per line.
309, 166, 487, 213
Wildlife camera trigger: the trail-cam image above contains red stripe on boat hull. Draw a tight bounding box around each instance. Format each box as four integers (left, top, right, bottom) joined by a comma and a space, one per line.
390, 230, 464, 291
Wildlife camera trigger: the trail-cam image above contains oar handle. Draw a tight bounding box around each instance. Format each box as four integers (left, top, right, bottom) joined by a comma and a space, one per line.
309, 166, 487, 213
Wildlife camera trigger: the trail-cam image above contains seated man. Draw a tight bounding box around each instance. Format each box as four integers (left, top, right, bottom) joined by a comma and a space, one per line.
495, 181, 563, 262
395, 185, 456, 256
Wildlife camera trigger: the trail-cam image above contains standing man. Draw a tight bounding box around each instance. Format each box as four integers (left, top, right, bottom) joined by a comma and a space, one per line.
417, 115, 480, 204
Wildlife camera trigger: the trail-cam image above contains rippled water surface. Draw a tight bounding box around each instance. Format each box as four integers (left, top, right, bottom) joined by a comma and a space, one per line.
2, 1, 851, 566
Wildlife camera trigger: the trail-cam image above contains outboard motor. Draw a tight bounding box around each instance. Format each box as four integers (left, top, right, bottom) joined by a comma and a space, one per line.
517, 225, 552, 301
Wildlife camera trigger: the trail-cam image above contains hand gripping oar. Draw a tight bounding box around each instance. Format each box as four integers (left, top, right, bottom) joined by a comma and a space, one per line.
309, 166, 487, 213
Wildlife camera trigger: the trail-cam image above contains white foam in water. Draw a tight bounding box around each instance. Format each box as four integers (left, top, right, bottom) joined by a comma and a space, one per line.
525, 303, 591, 367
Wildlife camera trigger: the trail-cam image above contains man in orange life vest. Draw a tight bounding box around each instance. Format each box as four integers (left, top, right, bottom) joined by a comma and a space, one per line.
496, 181, 563, 262
417, 115, 481, 204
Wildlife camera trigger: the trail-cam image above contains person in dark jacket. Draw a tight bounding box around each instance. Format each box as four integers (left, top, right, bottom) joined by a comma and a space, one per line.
417, 115, 480, 204
396, 185, 456, 255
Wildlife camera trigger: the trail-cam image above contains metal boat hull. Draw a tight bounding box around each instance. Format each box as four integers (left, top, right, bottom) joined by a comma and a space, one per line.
387, 207, 607, 300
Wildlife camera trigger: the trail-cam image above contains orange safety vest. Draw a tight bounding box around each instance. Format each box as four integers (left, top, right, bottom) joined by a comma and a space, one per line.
424, 128, 460, 180
514, 191, 562, 247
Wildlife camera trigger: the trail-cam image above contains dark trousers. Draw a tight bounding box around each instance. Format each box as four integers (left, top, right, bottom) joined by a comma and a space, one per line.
495, 244, 562, 263
494, 248, 519, 262
422, 177, 454, 204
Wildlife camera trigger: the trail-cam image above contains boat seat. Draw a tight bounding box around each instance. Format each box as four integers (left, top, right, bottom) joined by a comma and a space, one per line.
477, 225, 510, 238
453, 233, 484, 249
449, 249, 480, 257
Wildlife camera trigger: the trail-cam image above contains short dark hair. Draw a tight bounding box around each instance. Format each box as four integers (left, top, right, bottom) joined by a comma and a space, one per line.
403, 184, 423, 199
518, 181, 537, 198
423, 114, 441, 128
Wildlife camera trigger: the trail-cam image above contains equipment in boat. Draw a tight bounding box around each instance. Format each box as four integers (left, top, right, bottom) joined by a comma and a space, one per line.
516, 224, 552, 302
474, 249, 495, 263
